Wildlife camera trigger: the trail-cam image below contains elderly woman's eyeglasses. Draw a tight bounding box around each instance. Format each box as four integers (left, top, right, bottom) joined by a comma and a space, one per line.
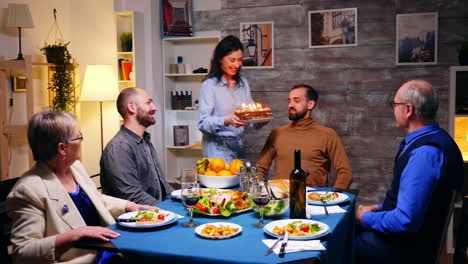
67, 133, 83, 143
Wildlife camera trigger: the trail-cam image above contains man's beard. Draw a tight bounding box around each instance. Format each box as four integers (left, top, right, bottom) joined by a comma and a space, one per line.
136, 107, 155, 128
288, 107, 307, 121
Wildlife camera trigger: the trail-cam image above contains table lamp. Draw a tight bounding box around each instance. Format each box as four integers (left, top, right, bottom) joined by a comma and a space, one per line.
80, 65, 119, 151
7, 3, 34, 60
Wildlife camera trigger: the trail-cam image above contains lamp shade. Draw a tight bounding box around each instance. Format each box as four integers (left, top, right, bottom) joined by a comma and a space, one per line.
7, 4, 34, 28
81, 65, 119, 102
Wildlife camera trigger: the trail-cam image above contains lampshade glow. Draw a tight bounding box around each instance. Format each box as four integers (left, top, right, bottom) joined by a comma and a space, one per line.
81, 65, 119, 102
7, 4, 34, 28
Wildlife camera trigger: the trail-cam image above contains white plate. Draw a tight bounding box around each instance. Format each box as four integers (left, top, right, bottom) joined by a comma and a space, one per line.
240, 118, 272, 124
307, 191, 349, 205
116, 210, 177, 229
195, 222, 242, 239
171, 188, 226, 200
263, 219, 330, 240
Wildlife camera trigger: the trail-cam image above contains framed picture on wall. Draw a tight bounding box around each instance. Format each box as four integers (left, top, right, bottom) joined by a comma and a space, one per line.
173, 125, 189, 146
309, 8, 358, 48
240, 21, 274, 68
161, 0, 193, 37
13, 75, 26, 92
396, 12, 438, 65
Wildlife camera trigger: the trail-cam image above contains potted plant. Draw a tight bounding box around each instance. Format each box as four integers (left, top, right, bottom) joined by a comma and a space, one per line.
40, 40, 75, 112
120, 32, 132, 52
40, 41, 71, 64
459, 41, 468, 65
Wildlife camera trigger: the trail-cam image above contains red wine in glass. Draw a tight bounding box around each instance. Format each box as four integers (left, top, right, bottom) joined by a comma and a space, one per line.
183, 196, 200, 207
253, 196, 270, 207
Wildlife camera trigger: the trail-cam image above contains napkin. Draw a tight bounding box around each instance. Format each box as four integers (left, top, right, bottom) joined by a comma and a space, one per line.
306, 205, 346, 217
262, 239, 326, 254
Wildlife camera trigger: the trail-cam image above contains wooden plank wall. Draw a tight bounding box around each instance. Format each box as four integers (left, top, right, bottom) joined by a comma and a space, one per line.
195, 0, 468, 203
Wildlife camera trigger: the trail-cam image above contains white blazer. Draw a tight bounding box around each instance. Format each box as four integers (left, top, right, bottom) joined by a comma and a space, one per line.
7, 160, 128, 264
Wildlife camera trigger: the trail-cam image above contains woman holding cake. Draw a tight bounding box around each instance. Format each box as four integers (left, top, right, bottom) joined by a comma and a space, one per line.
198, 35, 268, 162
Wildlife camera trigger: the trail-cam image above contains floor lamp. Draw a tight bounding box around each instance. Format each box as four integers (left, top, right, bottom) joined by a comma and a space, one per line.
7, 3, 34, 60
80, 65, 119, 151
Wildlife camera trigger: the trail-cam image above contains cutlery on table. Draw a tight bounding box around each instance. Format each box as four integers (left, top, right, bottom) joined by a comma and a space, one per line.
116, 218, 156, 223
264, 234, 283, 256
321, 198, 329, 216
279, 231, 289, 257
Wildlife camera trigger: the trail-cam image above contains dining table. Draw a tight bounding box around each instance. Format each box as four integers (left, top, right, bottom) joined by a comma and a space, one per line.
76, 187, 357, 264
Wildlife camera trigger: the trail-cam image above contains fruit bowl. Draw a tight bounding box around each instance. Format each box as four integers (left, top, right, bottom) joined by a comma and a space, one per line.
198, 174, 239, 189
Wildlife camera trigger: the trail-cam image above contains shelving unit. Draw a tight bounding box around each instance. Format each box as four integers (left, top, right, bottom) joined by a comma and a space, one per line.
115, 11, 137, 90
447, 66, 468, 254
33, 59, 80, 116
162, 36, 219, 182
0, 56, 33, 180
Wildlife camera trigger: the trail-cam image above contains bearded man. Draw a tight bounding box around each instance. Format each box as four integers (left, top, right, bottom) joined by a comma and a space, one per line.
100, 87, 174, 205
256, 84, 352, 189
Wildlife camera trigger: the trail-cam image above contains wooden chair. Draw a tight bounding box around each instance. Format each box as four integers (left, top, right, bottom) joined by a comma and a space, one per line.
454, 195, 468, 264
0, 177, 19, 264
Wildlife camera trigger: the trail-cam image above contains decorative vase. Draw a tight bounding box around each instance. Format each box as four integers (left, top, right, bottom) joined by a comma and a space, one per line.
121, 61, 133, 81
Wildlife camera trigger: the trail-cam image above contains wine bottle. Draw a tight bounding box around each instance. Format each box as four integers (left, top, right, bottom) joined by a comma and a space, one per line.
290, 149, 306, 218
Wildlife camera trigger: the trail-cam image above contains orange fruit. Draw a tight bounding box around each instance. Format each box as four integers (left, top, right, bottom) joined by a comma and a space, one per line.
217, 170, 232, 176
204, 170, 217, 176
225, 162, 230, 170
230, 159, 243, 175
210, 158, 226, 173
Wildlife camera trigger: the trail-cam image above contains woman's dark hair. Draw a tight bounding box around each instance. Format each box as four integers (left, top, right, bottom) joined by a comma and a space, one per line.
205, 35, 244, 85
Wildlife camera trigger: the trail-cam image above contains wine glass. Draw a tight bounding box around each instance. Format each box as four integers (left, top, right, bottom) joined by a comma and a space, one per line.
181, 182, 200, 227
249, 181, 271, 228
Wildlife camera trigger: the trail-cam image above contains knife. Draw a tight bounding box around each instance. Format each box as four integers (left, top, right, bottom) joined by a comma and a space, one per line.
116, 218, 156, 223
279, 231, 288, 257
264, 235, 283, 256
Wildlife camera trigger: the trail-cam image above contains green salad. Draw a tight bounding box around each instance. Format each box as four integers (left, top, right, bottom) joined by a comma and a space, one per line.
249, 198, 287, 216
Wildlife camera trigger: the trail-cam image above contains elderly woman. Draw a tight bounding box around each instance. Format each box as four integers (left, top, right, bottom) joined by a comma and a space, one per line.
7, 111, 152, 264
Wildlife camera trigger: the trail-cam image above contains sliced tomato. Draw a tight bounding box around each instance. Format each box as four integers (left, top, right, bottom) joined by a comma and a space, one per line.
212, 207, 220, 214
157, 214, 165, 220
299, 226, 309, 232
332, 192, 339, 197
195, 203, 207, 212
140, 217, 151, 220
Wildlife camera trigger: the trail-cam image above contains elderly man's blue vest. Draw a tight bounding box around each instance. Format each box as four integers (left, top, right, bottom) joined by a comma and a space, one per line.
381, 128, 464, 253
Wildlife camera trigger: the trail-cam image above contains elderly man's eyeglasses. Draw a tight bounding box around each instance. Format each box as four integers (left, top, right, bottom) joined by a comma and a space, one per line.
67, 133, 83, 143
389, 101, 409, 108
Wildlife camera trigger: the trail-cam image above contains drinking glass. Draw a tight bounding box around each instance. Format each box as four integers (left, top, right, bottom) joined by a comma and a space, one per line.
181, 182, 200, 227
249, 181, 271, 228
181, 169, 198, 184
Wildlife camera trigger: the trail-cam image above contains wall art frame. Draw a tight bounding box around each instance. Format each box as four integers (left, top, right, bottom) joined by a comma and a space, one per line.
309, 8, 358, 48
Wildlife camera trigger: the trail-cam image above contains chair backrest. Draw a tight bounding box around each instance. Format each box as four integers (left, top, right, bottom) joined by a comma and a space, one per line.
454, 194, 468, 264
0, 177, 19, 264
90, 173, 102, 192
433, 189, 457, 264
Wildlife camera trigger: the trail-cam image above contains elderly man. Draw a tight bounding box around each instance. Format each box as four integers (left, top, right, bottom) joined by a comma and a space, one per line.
256, 84, 352, 189
355, 80, 464, 263
100, 87, 173, 205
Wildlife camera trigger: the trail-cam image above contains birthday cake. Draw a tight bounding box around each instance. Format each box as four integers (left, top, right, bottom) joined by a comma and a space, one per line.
235, 103, 272, 120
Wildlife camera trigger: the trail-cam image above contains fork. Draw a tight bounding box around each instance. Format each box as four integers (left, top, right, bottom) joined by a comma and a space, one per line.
321, 198, 329, 216
264, 234, 283, 255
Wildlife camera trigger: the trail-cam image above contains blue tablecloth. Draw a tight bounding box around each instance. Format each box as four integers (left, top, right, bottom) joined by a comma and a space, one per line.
108, 188, 356, 264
